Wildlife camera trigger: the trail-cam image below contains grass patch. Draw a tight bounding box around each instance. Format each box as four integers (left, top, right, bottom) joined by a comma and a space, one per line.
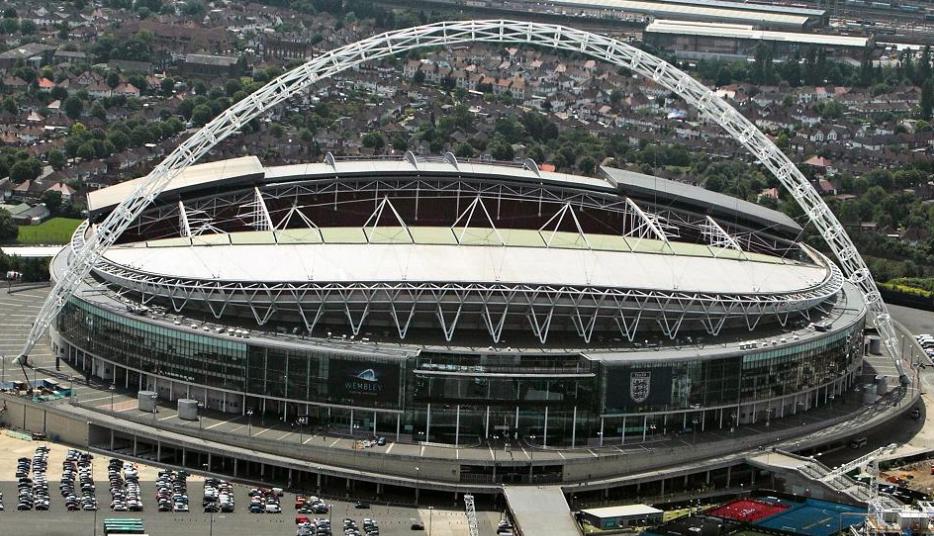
15, 217, 83, 245
881, 278, 934, 299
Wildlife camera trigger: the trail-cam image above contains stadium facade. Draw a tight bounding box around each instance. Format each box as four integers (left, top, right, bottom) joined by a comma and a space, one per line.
49, 155, 867, 448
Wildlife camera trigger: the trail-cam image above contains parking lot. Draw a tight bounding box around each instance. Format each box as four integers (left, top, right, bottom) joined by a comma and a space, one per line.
0, 436, 498, 535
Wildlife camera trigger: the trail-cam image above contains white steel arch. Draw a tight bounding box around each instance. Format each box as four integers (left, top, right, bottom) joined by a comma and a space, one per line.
22, 19, 905, 379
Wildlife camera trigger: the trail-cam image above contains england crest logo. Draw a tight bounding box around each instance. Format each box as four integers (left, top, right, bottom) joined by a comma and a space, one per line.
630, 371, 651, 403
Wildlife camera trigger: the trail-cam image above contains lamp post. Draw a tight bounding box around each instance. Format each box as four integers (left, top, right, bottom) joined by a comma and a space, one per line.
247, 408, 254, 437
428, 505, 434, 536
204, 463, 214, 536
150, 393, 157, 422
415, 466, 420, 505
1, 353, 5, 387
109, 384, 116, 412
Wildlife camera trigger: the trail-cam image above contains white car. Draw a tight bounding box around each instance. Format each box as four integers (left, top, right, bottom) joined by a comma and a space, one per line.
265, 503, 281, 513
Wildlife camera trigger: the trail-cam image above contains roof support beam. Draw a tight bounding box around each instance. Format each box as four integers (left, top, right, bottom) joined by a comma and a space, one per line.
623, 197, 670, 251
178, 200, 192, 238
703, 216, 746, 259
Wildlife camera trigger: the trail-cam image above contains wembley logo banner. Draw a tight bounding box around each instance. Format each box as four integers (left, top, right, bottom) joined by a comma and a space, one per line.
630, 371, 651, 403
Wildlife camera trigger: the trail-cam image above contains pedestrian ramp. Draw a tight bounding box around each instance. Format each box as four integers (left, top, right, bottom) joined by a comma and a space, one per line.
503, 484, 579, 536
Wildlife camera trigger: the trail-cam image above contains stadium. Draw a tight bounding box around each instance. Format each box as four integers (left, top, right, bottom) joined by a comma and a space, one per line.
2, 23, 915, 514
48, 153, 866, 447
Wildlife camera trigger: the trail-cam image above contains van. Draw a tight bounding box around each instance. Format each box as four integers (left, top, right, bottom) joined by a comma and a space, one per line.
849, 437, 867, 449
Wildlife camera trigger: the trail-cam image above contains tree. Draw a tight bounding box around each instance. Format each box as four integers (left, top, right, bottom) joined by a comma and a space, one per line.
182, 0, 205, 16
48, 150, 66, 170
19, 20, 37, 35
90, 102, 106, 121
160, 77, 175, 94
0, 18, 17, 35
921, 79, 934, 121
0, 208, 18, 243
190, 104, 213, 126
76, 142, 96, 161
490, 139, 514, 161
107, 130, 129, 152
106, 71, 120, 89
9, 158, 40, 182
63, 96, 83, 120
361, 132, 385, 152
41, 190, 62, 216
454, 142, 474, 158
412, 70, 425, 84
2, 96, 16, 114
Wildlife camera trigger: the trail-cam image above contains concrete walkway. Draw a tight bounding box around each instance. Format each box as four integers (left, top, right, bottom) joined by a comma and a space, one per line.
504, 485, 579, 536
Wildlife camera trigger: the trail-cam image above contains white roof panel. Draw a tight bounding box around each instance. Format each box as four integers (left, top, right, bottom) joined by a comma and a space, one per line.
101, 242, 829, 294
544, 0, 810, 27
87, 156, 265, 214
582, 504, 663, 518
646, 19, 867, 47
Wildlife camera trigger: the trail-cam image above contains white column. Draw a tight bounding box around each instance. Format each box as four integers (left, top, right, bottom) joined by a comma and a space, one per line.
621, 416, 626, 445
373, 411, 377, 436
426, 403, 431, 441
599, 416, 604, 447
349, 408, 354, 435
571, 406, 577, 447
642, 415, 648, 442
396, 413, 401, 442
484, 406, 490, 439
455, 405, 460, 447
543, 406, 548, 447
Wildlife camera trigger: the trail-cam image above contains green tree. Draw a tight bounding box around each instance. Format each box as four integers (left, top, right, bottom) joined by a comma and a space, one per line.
361, 132, 385, 152
76, 142, 96, 160
182, 0, 205, 16
921, 79, 934, 121
106, 71, 120, 89
19, 19, 37, 34
48, 150, 66, 170
63, 95, 83, 120
190, 104, 213, 126
41, 190, 62, 216
0, 208, 18, 242
489, 139, 514, 161
90, 102, 106, 121
2, 96, 16, 114
454, 142, 474, 158
9, 159, 40, 182
0, 18, 17, 35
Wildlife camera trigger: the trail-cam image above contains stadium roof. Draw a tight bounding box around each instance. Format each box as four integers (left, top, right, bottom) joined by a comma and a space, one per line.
264, 159, 615, 191
656, 0, 824, 17
87, 156, 265, 215
600, 166, 802, 235
101, 241, 829, 294
645, 19, 869, 48
538, 0, 811, 29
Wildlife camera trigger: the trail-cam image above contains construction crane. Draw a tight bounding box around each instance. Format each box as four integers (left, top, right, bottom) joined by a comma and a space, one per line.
464, 493, 480, 536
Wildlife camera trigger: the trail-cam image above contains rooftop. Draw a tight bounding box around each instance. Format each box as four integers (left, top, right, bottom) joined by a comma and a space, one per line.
600, 166, 802, 234
539, 0, 811, 28
582, 503, 663, 518
645, 19, 869, 47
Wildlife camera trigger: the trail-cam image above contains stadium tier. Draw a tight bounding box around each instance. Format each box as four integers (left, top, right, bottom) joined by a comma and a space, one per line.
50, 154, 867, 447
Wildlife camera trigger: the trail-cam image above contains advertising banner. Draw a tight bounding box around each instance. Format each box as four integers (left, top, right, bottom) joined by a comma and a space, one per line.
329, 359, 401, 406
605, 365, 672, 411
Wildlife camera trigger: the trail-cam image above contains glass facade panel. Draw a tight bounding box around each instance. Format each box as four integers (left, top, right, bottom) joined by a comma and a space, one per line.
57, 297, 865, 447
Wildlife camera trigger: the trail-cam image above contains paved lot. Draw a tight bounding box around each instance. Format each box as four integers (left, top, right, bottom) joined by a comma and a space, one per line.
0, 437, 498, 536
